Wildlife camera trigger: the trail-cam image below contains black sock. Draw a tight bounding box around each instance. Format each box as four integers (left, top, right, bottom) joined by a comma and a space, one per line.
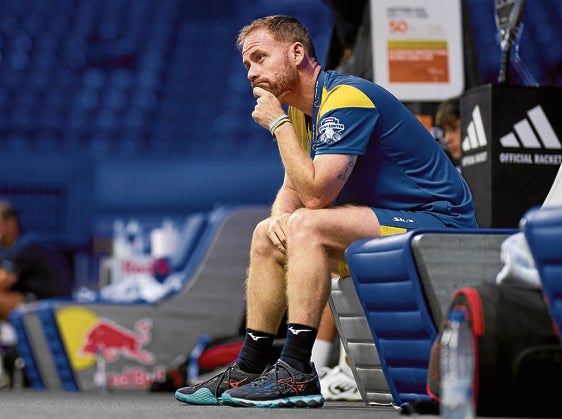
280, 323, 318, 373
236, 328, 276, 373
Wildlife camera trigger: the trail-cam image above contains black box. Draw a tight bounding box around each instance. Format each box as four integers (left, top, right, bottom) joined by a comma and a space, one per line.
460, 84, 562, 228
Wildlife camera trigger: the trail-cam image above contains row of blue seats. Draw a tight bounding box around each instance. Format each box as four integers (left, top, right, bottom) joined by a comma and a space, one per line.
2, 0, 561, 162
0, 0, 326, 239
0, 0, 332, 162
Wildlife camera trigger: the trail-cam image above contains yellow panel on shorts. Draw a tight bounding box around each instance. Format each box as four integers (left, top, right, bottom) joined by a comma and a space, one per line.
338, 225, 407, 278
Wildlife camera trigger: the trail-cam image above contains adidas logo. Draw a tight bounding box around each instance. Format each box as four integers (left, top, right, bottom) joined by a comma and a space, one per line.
462, 104, 562, 167
462, 105, 488, 152
462, 104, 561, 152
499, 105, 561, 150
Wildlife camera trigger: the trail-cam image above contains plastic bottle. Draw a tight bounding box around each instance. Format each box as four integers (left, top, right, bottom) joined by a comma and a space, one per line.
112, 219, 130, 258
94, 346, 107, 393
12, 357, 25, 391
439, 308, 476, 419
188, 334, 212, 383
160, 218, 179, 258
150, 218, 178, 259
0, 324, 6, 389
126, 219, 145, 255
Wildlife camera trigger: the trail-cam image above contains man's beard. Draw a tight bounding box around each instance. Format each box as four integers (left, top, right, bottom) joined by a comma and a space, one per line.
261, 64, 298, 100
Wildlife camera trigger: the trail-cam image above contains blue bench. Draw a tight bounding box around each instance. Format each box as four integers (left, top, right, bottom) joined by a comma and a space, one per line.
333, 228, 515, 407
523, 205, 562, 344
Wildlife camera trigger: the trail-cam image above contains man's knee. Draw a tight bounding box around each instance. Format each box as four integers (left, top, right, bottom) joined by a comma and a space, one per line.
251, 218, 276, 254
287, 208, 320, 240
254, 218, 269, 234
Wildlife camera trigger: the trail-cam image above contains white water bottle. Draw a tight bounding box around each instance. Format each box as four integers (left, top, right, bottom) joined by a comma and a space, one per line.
112, 219, 130, 258
440, 308, 475, 419
94, 346, 107, 393
126, 219, 145, 255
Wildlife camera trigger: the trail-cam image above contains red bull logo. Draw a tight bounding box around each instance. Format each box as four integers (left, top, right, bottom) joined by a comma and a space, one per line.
56, 307, 165, 389
111, 256, 171, 284
121, 259, 155, 275
79, 318, 154, 364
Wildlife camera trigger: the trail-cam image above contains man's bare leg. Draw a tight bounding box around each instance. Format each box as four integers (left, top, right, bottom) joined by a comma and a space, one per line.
245, 218, 289, 335
285, 206, 380, 328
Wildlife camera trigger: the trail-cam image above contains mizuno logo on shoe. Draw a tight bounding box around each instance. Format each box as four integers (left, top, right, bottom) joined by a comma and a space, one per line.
288, 326, 312, 335
224, 378, 250, 389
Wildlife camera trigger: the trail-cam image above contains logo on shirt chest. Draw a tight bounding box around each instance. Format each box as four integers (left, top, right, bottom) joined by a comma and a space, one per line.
314, 116, 345, 150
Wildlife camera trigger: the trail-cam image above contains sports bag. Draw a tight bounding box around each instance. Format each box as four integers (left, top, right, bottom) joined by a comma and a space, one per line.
427, 281, 562, 417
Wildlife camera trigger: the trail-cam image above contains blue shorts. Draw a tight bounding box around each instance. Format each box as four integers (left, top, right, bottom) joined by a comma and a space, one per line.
371, 208, 446, 236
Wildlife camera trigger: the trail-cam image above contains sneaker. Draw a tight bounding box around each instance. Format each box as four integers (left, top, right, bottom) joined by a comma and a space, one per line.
175, 364, 260, 405
221, 360, 324, 408
319, 365, 362, 401
316, 366, 331, 380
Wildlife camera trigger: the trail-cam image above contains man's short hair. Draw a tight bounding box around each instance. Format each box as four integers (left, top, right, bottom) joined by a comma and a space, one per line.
435, 97, 460, 130
237, 15, 317, 60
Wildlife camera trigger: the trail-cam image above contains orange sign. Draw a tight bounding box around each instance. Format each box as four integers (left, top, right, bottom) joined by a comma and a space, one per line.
388, 40, 450, 83
371, 0, 464, 101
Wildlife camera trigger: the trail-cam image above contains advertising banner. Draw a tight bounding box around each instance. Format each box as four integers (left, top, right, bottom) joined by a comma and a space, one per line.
460, 84, 562, 227
370, 0, 464, 101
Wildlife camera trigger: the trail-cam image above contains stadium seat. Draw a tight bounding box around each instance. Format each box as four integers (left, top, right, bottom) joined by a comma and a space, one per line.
332, 228, 515, 407
522, 205, 562, 343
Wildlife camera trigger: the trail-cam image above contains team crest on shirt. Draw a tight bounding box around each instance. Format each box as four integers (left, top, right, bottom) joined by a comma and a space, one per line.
314, 116, 344, 149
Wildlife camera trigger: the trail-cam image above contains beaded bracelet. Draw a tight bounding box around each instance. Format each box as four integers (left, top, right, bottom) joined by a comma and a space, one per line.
269, 114, 291, 137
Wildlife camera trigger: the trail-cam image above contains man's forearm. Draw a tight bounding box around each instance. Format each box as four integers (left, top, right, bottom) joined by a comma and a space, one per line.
271, 185, 302, 218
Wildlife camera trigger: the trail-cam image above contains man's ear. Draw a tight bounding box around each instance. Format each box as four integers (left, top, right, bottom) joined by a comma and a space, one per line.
292, 42, 305, 65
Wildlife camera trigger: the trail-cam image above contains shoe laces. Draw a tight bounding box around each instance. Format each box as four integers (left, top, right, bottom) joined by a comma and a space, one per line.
250, 361, 288, 387
200, 364, 236, 397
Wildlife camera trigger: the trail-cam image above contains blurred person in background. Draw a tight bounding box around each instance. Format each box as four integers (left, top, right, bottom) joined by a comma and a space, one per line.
0, 199, 72, 320
435, 96, 462, 170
